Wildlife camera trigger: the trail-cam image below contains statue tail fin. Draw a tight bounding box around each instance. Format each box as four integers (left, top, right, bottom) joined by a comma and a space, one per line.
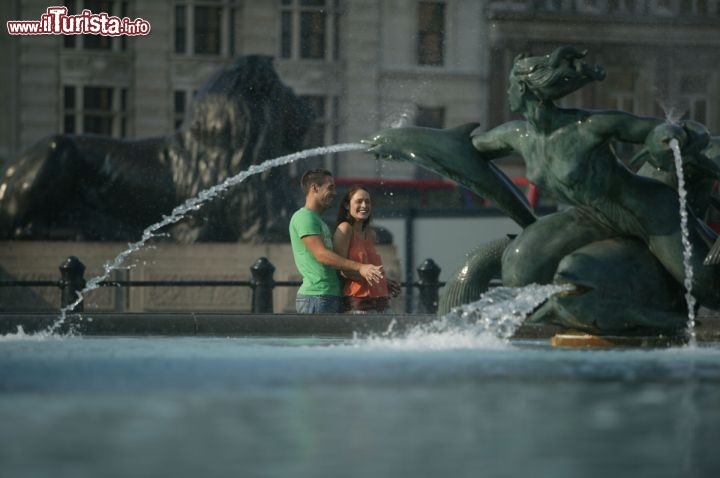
704, 236, 720, 266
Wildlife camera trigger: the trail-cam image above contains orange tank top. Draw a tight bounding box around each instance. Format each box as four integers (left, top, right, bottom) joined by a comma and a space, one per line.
343, 234, 389, 298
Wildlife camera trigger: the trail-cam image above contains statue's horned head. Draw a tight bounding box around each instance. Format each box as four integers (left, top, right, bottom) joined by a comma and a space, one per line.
511, 46, 605, 101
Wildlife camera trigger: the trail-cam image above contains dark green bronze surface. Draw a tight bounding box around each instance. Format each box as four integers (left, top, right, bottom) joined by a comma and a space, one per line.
365, 46, 720, 335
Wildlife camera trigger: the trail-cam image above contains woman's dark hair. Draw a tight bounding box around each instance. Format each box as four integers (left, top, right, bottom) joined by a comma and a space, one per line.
336, 185, 372, 230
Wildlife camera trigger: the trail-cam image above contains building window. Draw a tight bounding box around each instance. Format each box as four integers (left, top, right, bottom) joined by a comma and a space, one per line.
175, 5, 187, 53
543, 0, 573, 12
63, 85, 128, 137
415, 106, 445, 128
608, 0, 644, 15
299, 95, 339, 170
488, 0, 532, 13
649, 0, 678, 15
414, 106, 445, 179
84, 86, 114, 134
175, 1, 235, 56
679, 73, 708, 125
601, 68, 638, 113
63, 87, 77, 134
680, 0, 714, 14
417, 2, 445, 66
607, 0, 640, 13
173, 89, 198, 129
596, 68, 640, 160
174, 91, 187, 130
194, 5, 222, 54
280, 0, 340, 61
301, 95, 339, 146
649, 0, 718, 15
575, 0, 608, 14
62, 0, 129, 51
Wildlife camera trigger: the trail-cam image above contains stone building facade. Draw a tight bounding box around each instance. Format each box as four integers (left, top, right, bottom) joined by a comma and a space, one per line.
2, 0, 719, 181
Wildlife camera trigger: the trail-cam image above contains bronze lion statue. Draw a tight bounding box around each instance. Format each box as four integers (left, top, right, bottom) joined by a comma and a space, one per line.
0, 55, 314, 243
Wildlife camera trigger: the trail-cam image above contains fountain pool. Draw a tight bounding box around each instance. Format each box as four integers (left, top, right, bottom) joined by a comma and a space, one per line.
2, 42, 719, 478
1, 333, 719, 478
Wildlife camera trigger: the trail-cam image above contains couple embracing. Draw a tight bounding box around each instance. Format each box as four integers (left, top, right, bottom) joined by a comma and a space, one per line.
289, 169, 400, 315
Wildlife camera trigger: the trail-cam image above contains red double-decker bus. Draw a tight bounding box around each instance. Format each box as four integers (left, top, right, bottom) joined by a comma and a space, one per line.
334, 177, 540, 211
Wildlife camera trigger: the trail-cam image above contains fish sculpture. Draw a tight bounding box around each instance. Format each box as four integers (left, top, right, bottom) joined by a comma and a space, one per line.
363, 123, 537, 229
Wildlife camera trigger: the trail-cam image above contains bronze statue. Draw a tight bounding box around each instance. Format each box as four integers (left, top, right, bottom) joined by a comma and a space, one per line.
365, 46, 720, 335
0, 55, 313, 243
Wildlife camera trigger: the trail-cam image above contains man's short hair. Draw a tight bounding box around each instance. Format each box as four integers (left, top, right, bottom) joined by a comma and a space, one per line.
300, 169, 333, 194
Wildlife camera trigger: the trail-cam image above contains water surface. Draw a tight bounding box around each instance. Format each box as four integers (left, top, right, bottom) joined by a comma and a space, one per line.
1, 336, 719, 478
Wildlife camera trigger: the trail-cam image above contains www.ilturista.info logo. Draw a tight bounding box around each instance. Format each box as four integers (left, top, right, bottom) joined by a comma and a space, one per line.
7, 6, 151, 36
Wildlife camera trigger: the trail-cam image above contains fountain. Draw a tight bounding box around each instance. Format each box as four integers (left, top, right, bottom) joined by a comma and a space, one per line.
364, 46, 720, 340
2, 44, 720, 478
3, 45, 720, 340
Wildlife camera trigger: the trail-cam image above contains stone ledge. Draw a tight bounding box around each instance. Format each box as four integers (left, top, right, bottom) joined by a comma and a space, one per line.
0, 313, 435, 338
2, 313, 718, 344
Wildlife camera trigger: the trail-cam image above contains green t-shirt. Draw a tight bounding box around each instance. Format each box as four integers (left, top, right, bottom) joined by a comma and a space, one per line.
289, 207, 341, 296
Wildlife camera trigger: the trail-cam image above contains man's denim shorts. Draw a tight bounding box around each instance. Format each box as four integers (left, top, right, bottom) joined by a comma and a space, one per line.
295, 294, 341, 314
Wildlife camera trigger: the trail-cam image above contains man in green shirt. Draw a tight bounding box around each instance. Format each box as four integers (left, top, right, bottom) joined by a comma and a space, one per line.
290, 169, 384, 314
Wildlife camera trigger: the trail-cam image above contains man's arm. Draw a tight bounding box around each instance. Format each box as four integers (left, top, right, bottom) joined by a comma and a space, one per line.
302, 235, 382, 284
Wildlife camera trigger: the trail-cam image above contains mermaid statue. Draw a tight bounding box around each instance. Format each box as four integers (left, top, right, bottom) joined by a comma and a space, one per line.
364, 46, 720, 335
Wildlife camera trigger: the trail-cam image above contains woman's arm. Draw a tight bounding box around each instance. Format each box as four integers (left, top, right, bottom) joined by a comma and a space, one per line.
332, 221, 352, 259
586, 110, 662, 144
471, 121, 521, 158
332, 221, 364, 281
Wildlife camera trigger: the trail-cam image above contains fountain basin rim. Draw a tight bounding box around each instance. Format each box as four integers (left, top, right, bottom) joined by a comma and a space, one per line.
0, 312, 558, 339
2, 312, 719, 344
0, 312, 437, 338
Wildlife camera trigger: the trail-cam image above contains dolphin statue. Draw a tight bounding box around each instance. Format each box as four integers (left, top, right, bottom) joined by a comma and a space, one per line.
362, 123, 691, 336
362, 123, 537, 228
527, 237, 687, 335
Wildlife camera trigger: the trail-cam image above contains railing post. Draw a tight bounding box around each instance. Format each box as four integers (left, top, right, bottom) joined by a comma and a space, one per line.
251, 257, 275, 313
59, 256, 86, 312
417, 258, 441, 314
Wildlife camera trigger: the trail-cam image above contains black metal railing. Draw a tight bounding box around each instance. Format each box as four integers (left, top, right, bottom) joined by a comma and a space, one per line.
0, 256, 444, 314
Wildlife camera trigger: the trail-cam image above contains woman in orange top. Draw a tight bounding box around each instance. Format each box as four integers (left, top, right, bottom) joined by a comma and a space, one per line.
333, 185, 401, 313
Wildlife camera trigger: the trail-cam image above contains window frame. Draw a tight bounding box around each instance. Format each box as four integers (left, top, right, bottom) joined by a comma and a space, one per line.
62, 0, 130, 52
279, 0, 340, 62
174, 0, 236, 57
417, 1, 446, 67
298, 94, 340, 171
676, 72, 710, 125
63, 84, 129, 137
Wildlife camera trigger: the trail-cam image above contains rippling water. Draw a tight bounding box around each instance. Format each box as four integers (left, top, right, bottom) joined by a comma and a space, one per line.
1, 335, 719, 478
